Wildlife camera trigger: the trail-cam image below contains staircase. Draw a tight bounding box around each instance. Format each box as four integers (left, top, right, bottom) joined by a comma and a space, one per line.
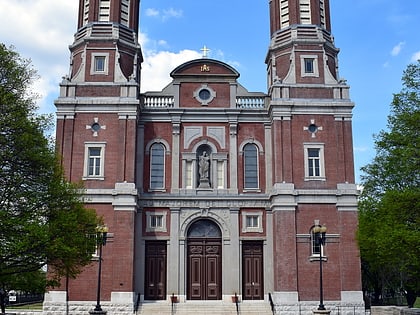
137, 300, 273, 315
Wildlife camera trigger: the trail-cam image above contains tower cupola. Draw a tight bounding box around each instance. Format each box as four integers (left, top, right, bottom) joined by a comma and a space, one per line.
267, 0, 346, 99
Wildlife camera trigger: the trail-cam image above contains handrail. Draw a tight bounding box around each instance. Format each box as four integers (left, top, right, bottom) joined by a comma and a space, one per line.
133, 293, 141, 314
268, 292, 275, 315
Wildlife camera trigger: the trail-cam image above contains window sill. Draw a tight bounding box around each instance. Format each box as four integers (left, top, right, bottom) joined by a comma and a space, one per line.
309, 255, 328, 262
82, 176, 105, 181
304, 177, 326, 181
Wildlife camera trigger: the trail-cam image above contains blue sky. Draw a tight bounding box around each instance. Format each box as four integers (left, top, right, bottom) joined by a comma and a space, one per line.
1, 0, 419, 182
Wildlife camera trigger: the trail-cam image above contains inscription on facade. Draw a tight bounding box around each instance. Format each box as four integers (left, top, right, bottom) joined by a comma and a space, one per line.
140, 199, 269, 208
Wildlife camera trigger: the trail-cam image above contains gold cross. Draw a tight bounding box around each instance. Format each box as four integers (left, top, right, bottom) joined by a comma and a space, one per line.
200, 45, 210, 58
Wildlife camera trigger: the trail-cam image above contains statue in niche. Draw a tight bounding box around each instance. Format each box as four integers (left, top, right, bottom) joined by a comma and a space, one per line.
199, 151, 210, 179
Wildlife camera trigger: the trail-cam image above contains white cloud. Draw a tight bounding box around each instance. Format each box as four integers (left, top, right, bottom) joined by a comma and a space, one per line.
411, 51, 420, 62
145, 8, 159, 17
391, 41, 405, 56
144, 7, 183, 21
0, 0, 78, 114
162, 8, 183, 20
0, 1, 216, 113
141, 50, 201, 92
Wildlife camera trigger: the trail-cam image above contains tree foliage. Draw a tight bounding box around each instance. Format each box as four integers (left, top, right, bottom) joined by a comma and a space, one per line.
0, 44, 100, 292
357, 61, 420, 307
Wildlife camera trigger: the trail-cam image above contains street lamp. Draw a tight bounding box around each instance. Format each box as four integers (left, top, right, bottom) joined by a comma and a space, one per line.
313, 225, 327, 311
91, 225, 108, 314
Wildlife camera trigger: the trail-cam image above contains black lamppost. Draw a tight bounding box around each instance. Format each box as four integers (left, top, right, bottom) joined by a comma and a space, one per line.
313, 225, 327, 311
91, 225, 108, 314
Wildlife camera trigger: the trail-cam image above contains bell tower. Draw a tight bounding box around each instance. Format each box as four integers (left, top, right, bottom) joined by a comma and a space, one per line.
50, 1, 142, 312
266, 0, 362, 309
267, 0, 340, 90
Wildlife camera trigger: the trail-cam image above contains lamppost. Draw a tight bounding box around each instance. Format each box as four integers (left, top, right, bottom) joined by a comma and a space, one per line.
313, 225, 327, 311
90, 225, 108, 315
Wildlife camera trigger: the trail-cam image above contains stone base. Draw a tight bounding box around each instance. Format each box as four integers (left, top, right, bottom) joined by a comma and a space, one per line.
198, 178, 210, 188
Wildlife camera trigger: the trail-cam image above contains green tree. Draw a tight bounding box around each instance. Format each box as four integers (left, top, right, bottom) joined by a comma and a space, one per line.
358, 61, 420, 307
0, 44, 100, 293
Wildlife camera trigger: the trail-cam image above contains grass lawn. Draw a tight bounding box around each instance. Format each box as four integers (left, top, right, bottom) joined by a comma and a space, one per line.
7, 302, 43, 310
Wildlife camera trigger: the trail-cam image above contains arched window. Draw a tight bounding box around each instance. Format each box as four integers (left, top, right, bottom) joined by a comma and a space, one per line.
188, 219, 221, 238
243, 143, 258, 189
150, 143, 165, 189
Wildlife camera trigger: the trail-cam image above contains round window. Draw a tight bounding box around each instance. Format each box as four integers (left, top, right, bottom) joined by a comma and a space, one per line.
91, 122, 101, 132
308, 124, 318, 133
198, 89, 211, 101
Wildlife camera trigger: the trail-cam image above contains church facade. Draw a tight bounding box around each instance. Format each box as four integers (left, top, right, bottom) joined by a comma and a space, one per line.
44, 0, 365, 314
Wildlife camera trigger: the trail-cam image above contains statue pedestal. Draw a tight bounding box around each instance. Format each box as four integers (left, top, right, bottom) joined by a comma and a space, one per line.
198, 178, 210, 188
313, 310, 331, 314
89, 310, 107, 315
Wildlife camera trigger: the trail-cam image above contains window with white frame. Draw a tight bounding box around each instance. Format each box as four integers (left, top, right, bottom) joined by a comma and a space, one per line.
243, 143, 259, 189
310, 225, 327, 260
91, 53, 109, 75
150, 143, 165, 190
146, 211, 167, 232
299, 0, 311, 24
121, 0, 130, 26
99, 0, 110, 21
304, 143, 325, 180
242, 211, 263, 233
83, 142, 106, 179
300, 55, 319, 77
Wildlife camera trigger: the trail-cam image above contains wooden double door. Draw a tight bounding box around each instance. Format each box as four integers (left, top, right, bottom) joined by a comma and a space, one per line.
242, 241, 264, 300
187, 238, 222, 300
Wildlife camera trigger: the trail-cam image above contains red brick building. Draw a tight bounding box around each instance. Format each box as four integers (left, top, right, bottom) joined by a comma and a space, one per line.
45, 0, 364, 314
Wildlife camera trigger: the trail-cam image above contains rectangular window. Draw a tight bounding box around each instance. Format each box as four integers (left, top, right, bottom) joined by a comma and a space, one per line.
308, 148, 320, 176
88, 147, 101, 176
121, 0, 130, 26
311, 230, 323, 256
84, 142, 106, 179
300, 55, 319, 77
150, 215, 163, 228
242, 211, 263, 233
246, 215, 259, 228
304, 58, 314, 73
99, 0, 110, 22
304, 144, 325, 180
146, 212, 167, 233
91, 53, 109, 75
94, 56, 106, 72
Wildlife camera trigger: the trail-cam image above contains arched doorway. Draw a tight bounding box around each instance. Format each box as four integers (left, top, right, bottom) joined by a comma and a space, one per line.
187, 219, 222, 300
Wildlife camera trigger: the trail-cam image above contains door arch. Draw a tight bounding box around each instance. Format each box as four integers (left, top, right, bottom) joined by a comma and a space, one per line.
187, 219, 222, 300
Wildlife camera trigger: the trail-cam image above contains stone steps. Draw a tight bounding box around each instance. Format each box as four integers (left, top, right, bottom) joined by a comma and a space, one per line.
137, 300, 273, 315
